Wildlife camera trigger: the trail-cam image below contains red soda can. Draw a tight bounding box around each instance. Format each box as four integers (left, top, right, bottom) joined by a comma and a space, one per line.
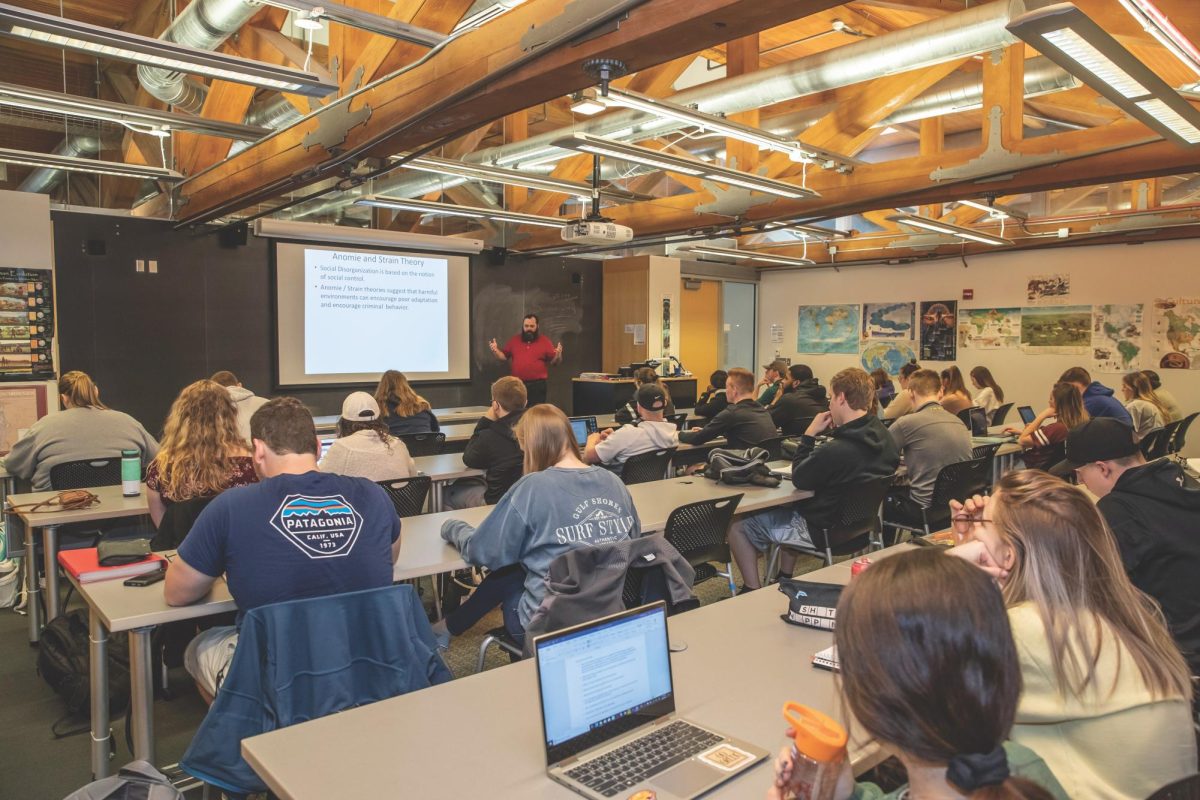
851, 557, 872, 577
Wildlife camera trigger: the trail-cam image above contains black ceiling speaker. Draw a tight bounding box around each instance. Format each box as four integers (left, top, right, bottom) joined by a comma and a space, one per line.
218, 222, 248, 248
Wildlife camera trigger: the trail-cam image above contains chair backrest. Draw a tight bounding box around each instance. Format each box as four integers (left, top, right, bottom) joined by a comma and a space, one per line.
1147, 774, 1200, 800
757, 435, 786, 461
400, 432, 446, 456
49, 457, 123, 490
620, 448, 676, 485
814, 475, 893, 554
1140, 427, 1167, 460
376, 475, 432, 518
780, 415, 814, 437
662, 494, 743, 568
181, 584, 451, 794
666, 413, 687, 432
1168, 412, 1198, 455
990, 402, 1014, 426
151, 495, 215, 551
928, 457, 992, 527
971, 442, 1002, 461
956, 407, 972, 427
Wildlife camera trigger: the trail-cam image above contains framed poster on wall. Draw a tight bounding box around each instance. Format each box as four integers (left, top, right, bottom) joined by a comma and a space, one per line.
0, 383, 48, 455
0, 268, 54, 381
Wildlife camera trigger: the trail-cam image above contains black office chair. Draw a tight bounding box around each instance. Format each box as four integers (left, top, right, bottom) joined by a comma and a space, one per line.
662, 494, 743, 596
151, 495, 215, 551
1168, 412, 1198, 455
779, 416, 815, 437
49, 457, 122, 489
1140, 428, 1168, 460
971, 442, 1003, 484
666, 413, 688, 432
400, 432, 446, 456
956, 407, 973, 427
991, 402, 1014, 426
757, 435, 787, 461
621, 448, 676, 485
765, 475, 893, 578
1147, 774, 1200, 800
884, 457, 991, 539
376, 476, 432, 518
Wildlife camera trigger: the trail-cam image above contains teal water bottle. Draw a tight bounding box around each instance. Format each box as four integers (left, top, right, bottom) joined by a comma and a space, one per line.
121, 449, 141, 497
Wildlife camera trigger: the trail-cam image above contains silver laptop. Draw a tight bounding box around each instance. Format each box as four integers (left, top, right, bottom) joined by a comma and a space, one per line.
568, 416, 599, 449
535, 602, 768, 800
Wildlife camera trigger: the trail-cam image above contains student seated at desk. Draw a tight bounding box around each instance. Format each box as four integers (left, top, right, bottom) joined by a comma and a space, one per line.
970, 365, 1005, 422
1059, 366, 1131, 424
614, 366, 675, 425
585, 384, 678, 476
770, 364, 829, 435
756, 359, 788, 407
1011, 382, 1088, 471
435, 405, 640, 649
165, 398, 401, 701
729, 368, 898, 591
950, 471, 1196, 799
678, 367, 777, 450
145, 380, 257, 542
210, 370, 269, 444
694, 369, 728, 419
939, 365, 973, 416
319, 392, 416, 482
1141, 370, 1182, 422
1121, 371, 1168, 443
883, 369, 971, 529
443, 376, 527, 511
883, 360, 921, 420
3, 370, 159, 491
768, 549, 1068, 800
373, 370, 440, 436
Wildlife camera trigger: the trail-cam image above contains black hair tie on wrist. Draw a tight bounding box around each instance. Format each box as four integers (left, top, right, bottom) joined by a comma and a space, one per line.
947, 746, 1010, 792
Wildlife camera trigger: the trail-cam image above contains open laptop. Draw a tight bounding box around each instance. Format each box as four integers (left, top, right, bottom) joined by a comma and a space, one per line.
1018, 405, 1036, 425
319, 436, 335, 459
568, 416, 598, 449
968, 406, 989, 437
535, 603, 768, 800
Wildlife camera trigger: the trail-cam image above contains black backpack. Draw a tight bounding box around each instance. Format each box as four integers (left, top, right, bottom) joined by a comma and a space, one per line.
37, 609, 131, 733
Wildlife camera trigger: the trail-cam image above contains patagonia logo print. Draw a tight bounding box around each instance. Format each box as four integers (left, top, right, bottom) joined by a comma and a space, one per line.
270, 494, 363, 558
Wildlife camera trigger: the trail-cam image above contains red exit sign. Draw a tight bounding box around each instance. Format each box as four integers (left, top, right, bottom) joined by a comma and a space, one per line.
962, 289, 974, 300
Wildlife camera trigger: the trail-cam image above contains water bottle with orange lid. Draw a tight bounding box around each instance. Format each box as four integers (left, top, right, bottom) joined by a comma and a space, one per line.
779, 702, 848, 800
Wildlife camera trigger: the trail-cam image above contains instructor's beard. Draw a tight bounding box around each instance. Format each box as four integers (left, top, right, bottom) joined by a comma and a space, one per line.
521, 329, 538, 343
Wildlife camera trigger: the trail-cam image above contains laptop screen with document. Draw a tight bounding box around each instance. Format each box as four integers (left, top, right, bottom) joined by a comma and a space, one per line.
568, 416, 598, 447
535, 603, 676, 765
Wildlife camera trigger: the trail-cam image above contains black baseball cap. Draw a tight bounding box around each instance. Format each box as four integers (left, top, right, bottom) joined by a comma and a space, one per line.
636, 383, 667, 412
1064, 418, 1139, 468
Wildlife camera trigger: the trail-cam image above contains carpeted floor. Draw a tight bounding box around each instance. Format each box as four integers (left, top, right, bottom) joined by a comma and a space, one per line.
0, 553, 829, 799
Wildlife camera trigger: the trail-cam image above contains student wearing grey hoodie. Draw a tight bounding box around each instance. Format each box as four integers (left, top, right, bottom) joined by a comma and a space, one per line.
585, 383, 679, 476
211, 370, 269, 444
435, 405, 642, 648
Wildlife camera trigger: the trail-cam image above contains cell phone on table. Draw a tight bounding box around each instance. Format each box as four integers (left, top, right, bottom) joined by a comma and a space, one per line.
124, 564, 167, 587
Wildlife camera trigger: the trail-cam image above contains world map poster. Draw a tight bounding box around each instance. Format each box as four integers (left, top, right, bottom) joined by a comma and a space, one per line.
797, 304, 860, 354
1152, 298, 1200, 370
1091, 304, 1144, 373
861, 302, 916, 340
958, 307, 1021, 350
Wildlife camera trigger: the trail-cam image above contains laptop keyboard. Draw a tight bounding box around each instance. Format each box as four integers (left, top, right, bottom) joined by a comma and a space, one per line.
565, 720, 724, 797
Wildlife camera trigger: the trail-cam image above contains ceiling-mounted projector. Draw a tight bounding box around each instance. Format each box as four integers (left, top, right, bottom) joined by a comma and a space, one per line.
561, 219, 633, 245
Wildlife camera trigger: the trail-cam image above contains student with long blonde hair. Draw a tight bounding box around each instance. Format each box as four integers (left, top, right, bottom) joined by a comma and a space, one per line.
373, 369, 439, 436
1013, 382, 1088, 471
3, 370, 159, 490
1121, 371, 1169, 441
950, 470, 1196, 798
435, 404, 640, 648
939, 365, 973, 416
146, 380, 257, 544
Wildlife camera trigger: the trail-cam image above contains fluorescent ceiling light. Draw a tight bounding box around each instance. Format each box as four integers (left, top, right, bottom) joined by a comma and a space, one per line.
0, 3, 337, 96
1116, 0, 1200, 78
394, 154, 643, 201
0, 146, 183, 182
888, 213, 1014, 246
600, 86, 862, 170
1008, 3, 1200, 147
552, 132, 819, 199
452, 0, 524, 34
0, 81, 269, 140
357, 195, 566, 228
681, 244, 816, 266
256, 0, 445, 46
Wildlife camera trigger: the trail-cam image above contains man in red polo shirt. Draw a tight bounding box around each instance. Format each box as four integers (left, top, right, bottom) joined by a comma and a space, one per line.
489, 313, 562, 406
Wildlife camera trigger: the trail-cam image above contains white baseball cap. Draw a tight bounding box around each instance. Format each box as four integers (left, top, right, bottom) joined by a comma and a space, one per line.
341, 391, 380, 422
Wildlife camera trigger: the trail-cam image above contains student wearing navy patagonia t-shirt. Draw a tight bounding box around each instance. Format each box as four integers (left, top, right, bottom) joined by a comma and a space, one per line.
166, 397, 401, 700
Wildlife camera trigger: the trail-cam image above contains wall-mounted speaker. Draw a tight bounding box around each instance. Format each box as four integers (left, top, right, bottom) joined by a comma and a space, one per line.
485, 246, 508, 267
218, 222, 249, 248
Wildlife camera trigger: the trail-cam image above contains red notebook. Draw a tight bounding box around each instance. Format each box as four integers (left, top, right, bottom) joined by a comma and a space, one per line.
58, 549, 166, 584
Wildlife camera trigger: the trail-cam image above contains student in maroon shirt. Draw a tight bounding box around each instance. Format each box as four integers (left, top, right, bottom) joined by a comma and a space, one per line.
488, 313, 562, 406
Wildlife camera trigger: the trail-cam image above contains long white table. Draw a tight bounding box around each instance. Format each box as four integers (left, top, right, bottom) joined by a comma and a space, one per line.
313, 406, 492, 433
412, 452, 484, 512
242, 546, 912, 799
6, 485, 150, 643
70, 468, 812, 779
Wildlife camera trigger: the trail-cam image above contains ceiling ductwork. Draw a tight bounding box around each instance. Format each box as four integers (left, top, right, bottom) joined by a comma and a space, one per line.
18, 134, 101, 194
137, 0, 262, 114
290, 0, 1030, 219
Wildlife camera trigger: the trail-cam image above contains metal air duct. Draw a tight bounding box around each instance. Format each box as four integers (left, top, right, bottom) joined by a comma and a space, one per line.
18, 134, 101, 194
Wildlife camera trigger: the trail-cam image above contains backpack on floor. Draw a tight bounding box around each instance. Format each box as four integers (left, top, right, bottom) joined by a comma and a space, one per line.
37, 609, 131, 731
62, 761, 184, 800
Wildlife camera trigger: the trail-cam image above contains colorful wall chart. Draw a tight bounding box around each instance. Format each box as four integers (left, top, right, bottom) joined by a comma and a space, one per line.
1091, 304, 1144, 373
919, 300, 957, 361
0, 268, 54, 380
797, 304, 860, 354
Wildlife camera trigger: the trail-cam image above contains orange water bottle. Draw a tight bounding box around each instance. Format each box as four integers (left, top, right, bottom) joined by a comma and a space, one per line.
780, 703, 848, 800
